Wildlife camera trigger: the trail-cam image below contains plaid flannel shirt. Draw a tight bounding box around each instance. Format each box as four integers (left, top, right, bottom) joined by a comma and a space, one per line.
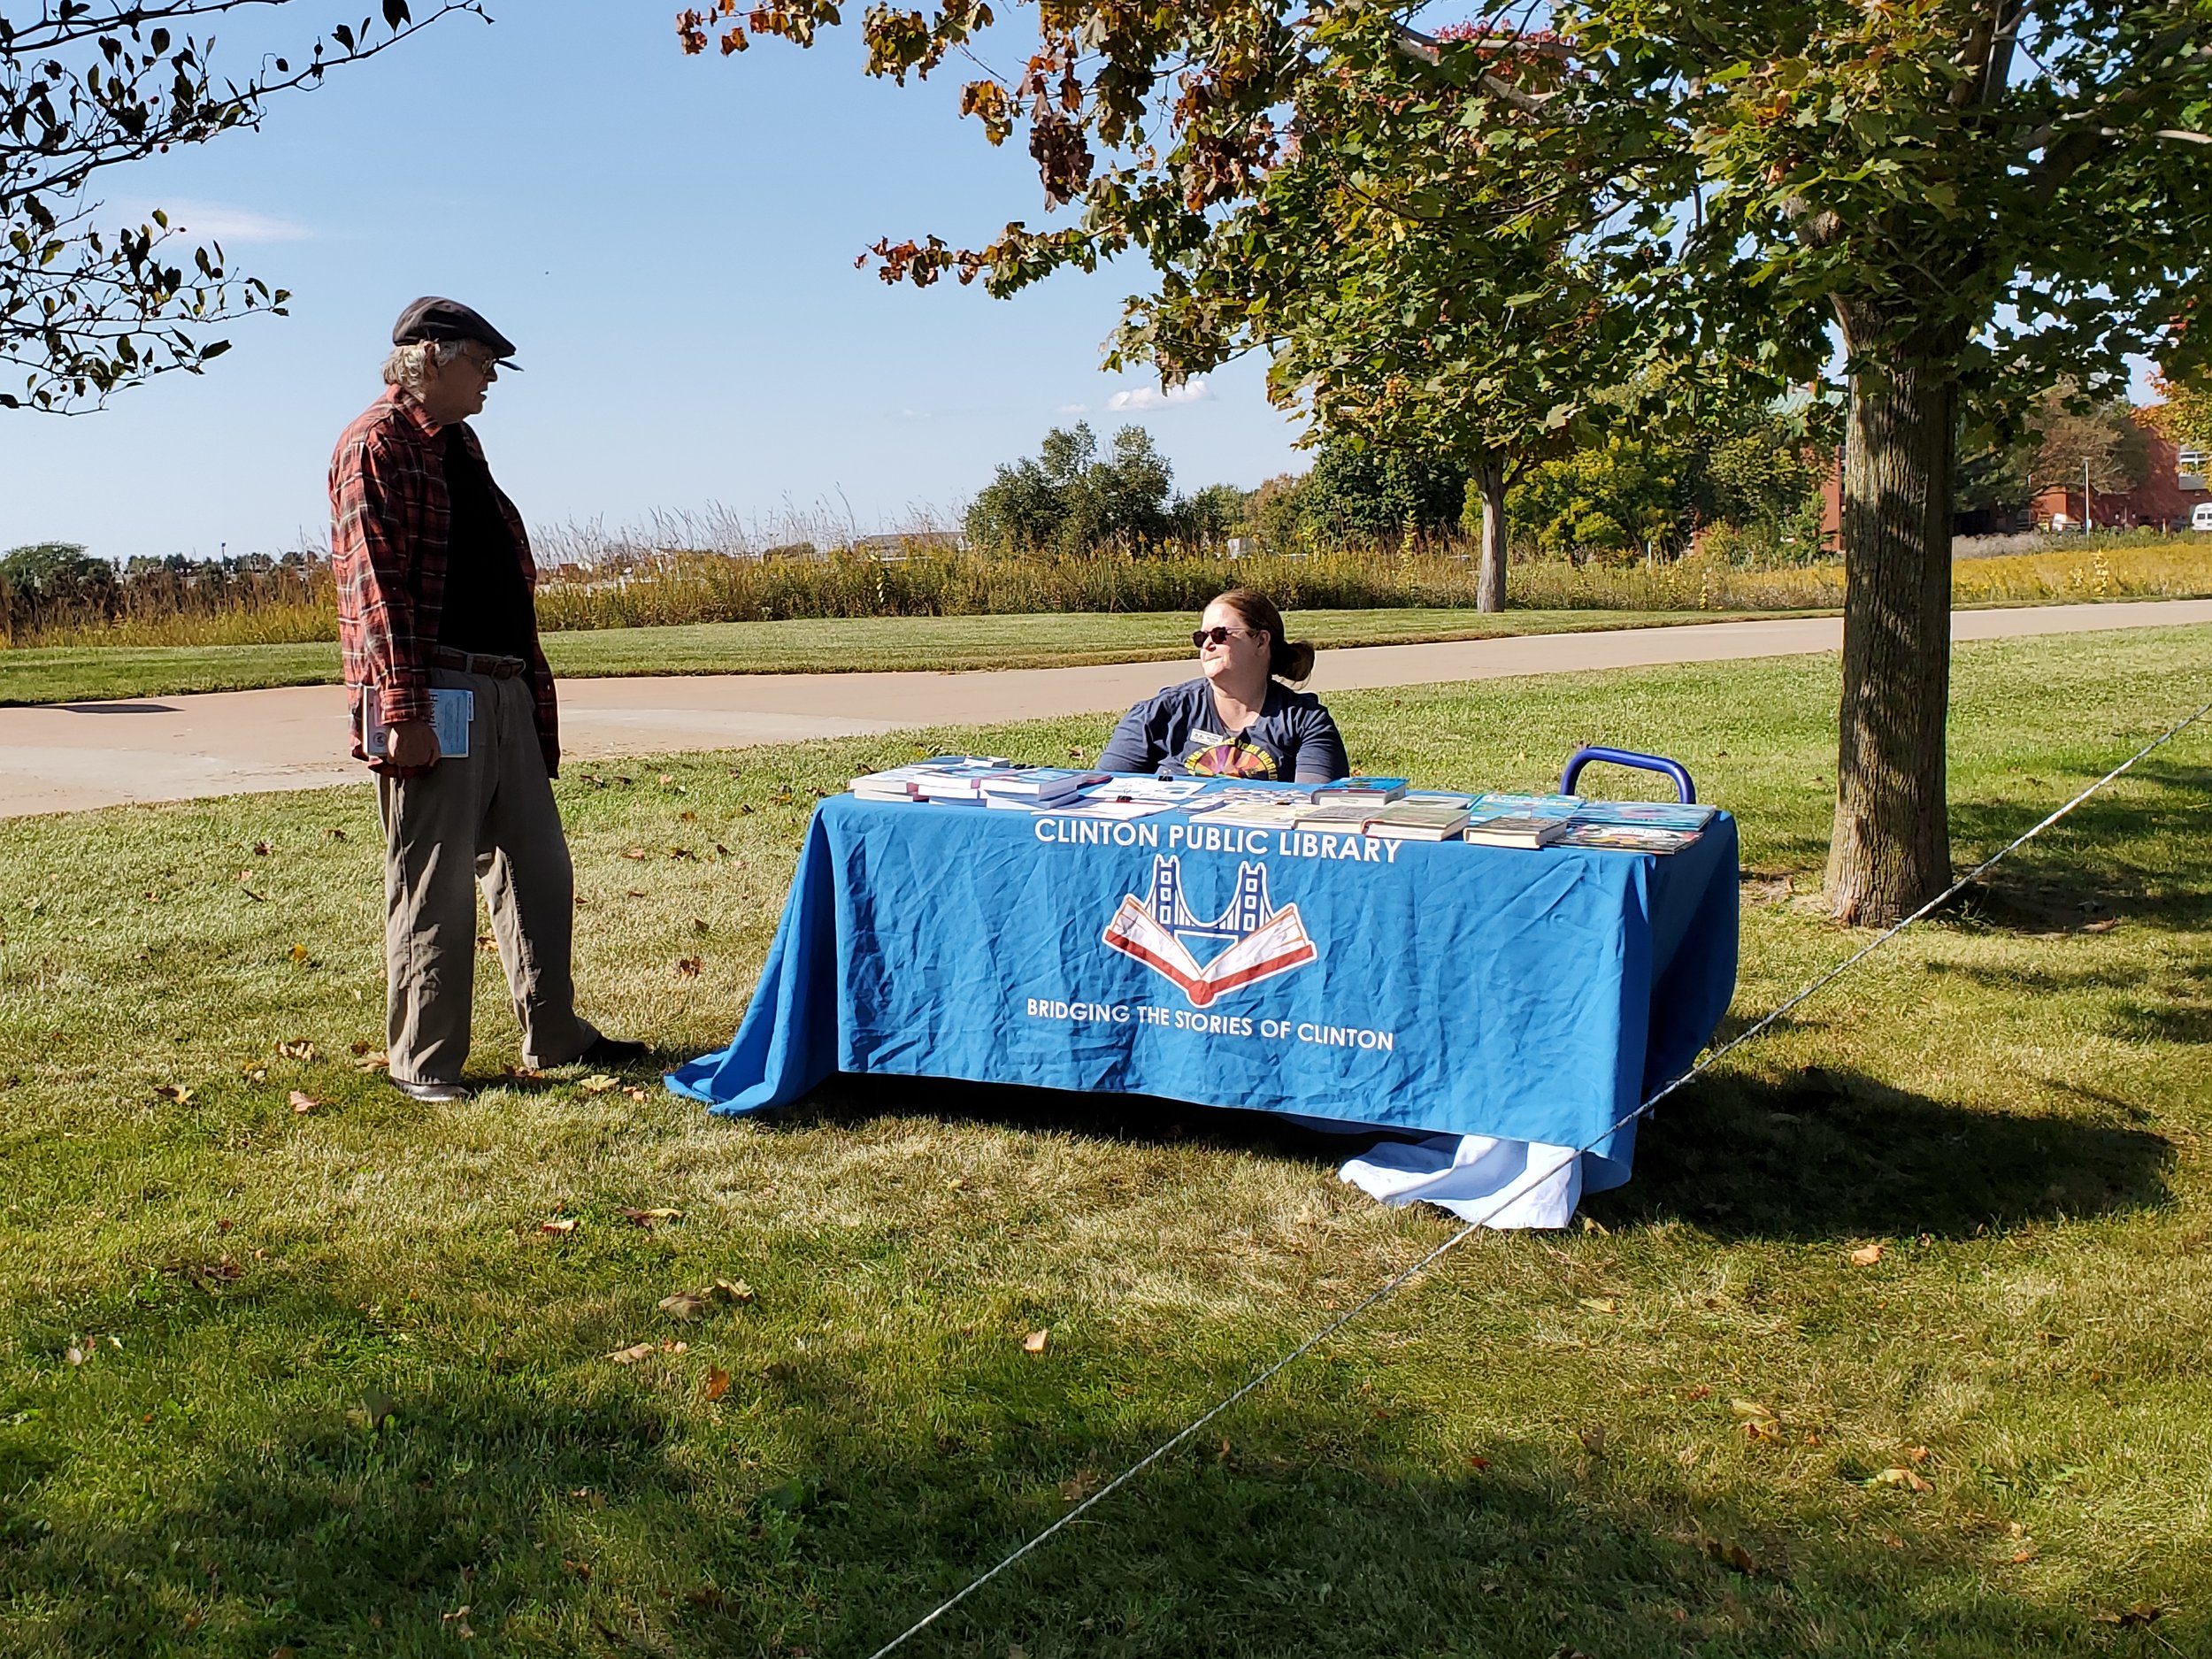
328, 386, 559, 775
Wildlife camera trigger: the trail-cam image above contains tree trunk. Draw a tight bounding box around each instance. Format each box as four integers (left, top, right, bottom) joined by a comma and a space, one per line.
1473, 455, 1508, 612
1825, 308, 1958, 926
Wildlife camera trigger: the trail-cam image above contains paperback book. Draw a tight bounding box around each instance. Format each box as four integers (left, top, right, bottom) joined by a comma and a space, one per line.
1364, 800, 1471, 841
1471, 791, 1584, 820
1293, 800, 1382, 830
1560, 823, 1701, 854
1310, 775, 1409, 803
1571, 799, 1718, 832
1460, 813, 1572, 849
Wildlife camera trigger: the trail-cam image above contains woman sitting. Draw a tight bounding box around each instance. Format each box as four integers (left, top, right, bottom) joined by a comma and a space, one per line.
1097, 588, 1349, 783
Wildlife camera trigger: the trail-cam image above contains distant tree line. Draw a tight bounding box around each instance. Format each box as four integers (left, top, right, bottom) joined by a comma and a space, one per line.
0, 541, 326, 634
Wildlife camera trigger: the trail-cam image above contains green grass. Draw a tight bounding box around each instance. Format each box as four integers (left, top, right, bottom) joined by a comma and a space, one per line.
0, 607, 1811, 705
3, 626, 2209, 1656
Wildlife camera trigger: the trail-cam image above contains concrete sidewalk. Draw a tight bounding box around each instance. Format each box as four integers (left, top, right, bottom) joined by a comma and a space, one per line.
3, 598, 2206, 818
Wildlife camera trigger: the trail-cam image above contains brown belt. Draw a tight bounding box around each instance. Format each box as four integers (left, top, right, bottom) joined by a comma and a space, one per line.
430, 647, 528, 680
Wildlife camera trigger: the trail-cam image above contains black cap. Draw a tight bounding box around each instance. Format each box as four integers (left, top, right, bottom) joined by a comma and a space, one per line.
391, 296, 522, 369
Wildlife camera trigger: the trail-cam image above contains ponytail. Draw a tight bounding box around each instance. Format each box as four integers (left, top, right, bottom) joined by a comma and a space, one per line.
1215, 588, 1315, 686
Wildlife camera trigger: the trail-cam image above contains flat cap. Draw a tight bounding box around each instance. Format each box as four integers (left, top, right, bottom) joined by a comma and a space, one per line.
391, 296, 522, 368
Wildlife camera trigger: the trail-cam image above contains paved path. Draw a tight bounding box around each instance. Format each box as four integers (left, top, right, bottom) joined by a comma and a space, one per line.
4, 599, 2207, 818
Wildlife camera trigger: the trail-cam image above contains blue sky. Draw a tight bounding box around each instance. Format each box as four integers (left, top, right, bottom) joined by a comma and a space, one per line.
0, 1, 1310, 563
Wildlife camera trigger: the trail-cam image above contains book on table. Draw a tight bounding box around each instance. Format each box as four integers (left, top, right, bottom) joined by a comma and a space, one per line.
1460, 813, 1572, 849
1310, 775, 1409, 803
1207, 798, 1310, 831
979, 768, 1110, 806
1293, 800, 1383, 830
1571, 799, 1718, 831
1087, 776, 1212, 803
1471, 790, 1584, 819
849, 755, 1015, 802
1559, 822, 1702, 853
1363, 800, 1471, 841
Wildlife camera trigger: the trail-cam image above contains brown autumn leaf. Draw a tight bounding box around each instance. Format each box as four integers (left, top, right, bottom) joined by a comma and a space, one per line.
703, 1367, 731, 1403
624, 1086, 649, 1102
658, 1291, 709, 1321
289, 942, 311, 964
1022, 1329, 1049, 1354
625, 887, 648, 898
621, 848, 647, 861
2093, 1602, 2167, 1627
276, 1040, 317, 1062
349, 1040, 373, 1056
657, 773, 675, 787
1906, 1444, 1930, 1463
155, 1084, 195, 1105
618, 1206, 683, 1227
666, 846, 695, 860
253, 840, 273, 856
476, 933, 499, 953
1870, 1466, 1932, 1493
605, 1342, 657, 1364
1578, 1296, 1619, 1314
679, 810, 697, 822
675, 956, 703, 978
288, 1090, 320, 1115
1058, 1468, 1102, 1502
354, 1051, 389, 1072
539, 1217, 580, 1234
579, 1074, 618, 1094
1687, 1384, 1713, 1402
326, 826, 349, 841
1849, 1242, 1886, 1266
562, 1557, 593, 1580
711, 1279, 756, 1305
1466, 1453, 1491, 1471
1702, 1536, 1758, 1574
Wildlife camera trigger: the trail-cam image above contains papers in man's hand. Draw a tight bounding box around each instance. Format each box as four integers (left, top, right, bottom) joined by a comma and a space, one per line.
365, 687, 472, 759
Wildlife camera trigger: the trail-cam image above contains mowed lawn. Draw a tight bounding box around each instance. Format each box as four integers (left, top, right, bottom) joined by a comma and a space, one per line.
0, 606, 1814, 705
1, 628, 2208, 1658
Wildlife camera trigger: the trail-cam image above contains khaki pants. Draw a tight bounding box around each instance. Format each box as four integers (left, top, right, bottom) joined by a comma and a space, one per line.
376, 667, 595, 1084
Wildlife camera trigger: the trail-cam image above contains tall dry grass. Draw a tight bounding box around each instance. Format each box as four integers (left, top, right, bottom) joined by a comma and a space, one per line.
7, 534, 2209, 650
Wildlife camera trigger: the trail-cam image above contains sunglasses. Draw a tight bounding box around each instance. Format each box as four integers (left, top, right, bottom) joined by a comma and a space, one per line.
1192, 626, 1259, 649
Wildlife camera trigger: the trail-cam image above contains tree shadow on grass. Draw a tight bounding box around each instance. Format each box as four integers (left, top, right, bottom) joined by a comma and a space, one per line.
773, 1064, 2172, 1249
1591, 1068, 2173, 1241
1, 1279, 2189, 1658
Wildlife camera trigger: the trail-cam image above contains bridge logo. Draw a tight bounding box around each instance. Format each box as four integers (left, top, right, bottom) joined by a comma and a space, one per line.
1102, 854, 1317, 1007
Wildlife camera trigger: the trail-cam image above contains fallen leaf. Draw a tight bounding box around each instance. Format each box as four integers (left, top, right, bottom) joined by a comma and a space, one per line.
1906, 1444, 1930, 1463
288, 1090, 320, 1115
679, 810, 697, 822
1465, 1454, 1491, 1471
155, 1084, 195, 1106
276, 1040, 317, 1062
539, 1217, 580, 1234
2007, 1547, 2037, 1564
1702, 1536, 1758, 1574
65, 1345, 85, 1366
624, 1086, 649, 1102
1729, 1398, 1778, 1423
621, 848, 647, 861
657, 774, 675, 786
349, 1040, 373, 1056
2093, 1602, 2167, 1627
353, 1051, 389, 1072
1022, 1329, 1049, 1354
254, 841, 273, 856
1870, 1466, 1932, 1493
691, 916, 710, 933
618, 1206, 683, 1227
580, 1075, 618, 1094
289, 942, 311, 964
674, 956, 703, 978
658, 1291, 709, 1321
508, 1065, 543, 1080
625, 888, 648, 898
661, 1340, 688, 1355
1059, 1468, 1102, 1502
711, 1279, 756, 1304
605, 1342, 656, 1364
1687, 1385, 1713, 1402
476, 933, 499, 953
1849, 1242, 1886, 1266
1578, 1297, 1619, 1314
442, 1604, 474, 1640
1578, 1425, 1608, 1456
703, 1367, 731, 1402
666, 847, 695, 860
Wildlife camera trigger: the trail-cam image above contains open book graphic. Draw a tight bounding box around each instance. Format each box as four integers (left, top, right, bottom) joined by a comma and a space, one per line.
1102, 894, 1317, 1007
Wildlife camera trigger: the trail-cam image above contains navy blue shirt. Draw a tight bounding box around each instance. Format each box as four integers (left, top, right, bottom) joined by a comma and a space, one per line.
1097, 678, 1350, 783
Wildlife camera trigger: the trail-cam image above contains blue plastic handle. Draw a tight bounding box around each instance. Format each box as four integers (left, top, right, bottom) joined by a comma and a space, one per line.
1559, 746, 1697, 803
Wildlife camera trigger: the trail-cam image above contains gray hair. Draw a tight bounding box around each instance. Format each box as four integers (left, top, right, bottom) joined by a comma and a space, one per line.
381, 338, 476, 391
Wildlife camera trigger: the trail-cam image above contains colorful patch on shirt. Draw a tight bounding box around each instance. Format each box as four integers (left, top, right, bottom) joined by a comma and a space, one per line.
1184, 738, 1280, 780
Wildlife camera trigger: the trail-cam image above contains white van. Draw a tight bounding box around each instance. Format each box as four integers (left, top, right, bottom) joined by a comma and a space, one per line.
2193, 502, 2212, 533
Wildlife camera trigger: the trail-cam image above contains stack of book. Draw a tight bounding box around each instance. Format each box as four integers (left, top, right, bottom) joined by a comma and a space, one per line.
1294, 798, 1383, 831
1310, 775, 1409, 805
1208, 795, 1311, 831
848, 756, 1012, 803
1364, 799, 1472, 841
1560, 798, 1717, 853
1461, 813, 1573, 849
980, 768, 1110, 809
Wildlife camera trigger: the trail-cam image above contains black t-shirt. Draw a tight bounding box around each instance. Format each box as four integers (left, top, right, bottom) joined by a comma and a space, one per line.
436, 426, 537, 659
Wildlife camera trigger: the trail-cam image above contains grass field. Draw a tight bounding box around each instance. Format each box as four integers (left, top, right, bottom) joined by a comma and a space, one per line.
0, 606, 1804, 706
2, 627, 2208, 1656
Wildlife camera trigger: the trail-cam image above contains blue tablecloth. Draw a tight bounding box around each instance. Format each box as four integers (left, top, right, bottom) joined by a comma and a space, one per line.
670, 795, 1739, 1193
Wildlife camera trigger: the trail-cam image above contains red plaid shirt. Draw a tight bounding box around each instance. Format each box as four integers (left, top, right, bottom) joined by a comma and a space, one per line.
328, 386, 559, 775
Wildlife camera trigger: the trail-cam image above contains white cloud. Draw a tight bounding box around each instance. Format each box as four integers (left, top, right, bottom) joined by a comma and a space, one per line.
113, 200, 312, 244
1056, 402, 1089, 414
1106, 376, 1213, 412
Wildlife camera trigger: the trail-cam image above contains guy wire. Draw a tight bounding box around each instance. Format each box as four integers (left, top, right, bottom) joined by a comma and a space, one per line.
860, 687, 2212, 1659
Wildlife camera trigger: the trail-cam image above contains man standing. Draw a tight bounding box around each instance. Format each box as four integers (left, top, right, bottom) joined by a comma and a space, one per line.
330, 296, 644, 1101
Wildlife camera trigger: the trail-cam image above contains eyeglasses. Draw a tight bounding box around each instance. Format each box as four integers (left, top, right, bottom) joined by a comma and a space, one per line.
1192, 626, 1258, 649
